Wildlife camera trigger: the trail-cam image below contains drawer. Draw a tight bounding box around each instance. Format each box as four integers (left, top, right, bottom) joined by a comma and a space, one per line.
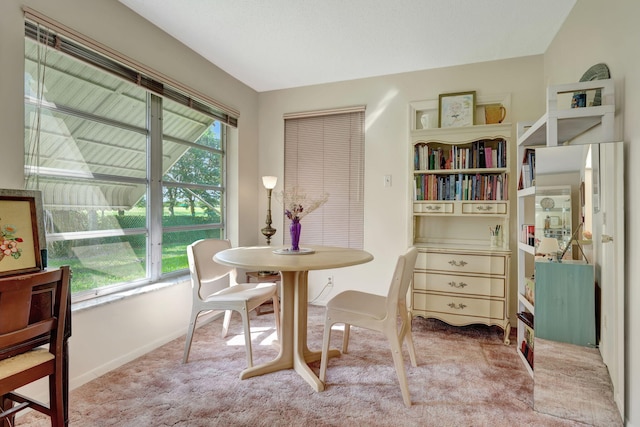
413, 202, 454, 214
413, 272, 505, 298
413, 293, 505, 320
418, 252, 506, 276
461, 202, 507, 215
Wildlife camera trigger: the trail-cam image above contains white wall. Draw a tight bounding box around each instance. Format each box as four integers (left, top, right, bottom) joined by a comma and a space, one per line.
543, 1, 639, 425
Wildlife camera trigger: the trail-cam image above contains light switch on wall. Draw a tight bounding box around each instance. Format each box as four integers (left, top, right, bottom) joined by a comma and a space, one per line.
384, 175, 392, 187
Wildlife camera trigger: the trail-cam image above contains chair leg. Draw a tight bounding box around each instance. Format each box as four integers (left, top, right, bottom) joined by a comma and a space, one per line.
387, 333, 412, 407
239, 307, 254, 368
221, 310, 233, 338
342, 323, 351, 354
49, 368, 65, 427
319, 319, 333, 382
271, 295, 281, 340
1, 395, 15, 427
400, 309, 418, 367
182, 310, 200, 363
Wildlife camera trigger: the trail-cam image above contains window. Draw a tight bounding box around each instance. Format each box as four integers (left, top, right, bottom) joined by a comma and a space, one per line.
283, 108, 365, 249
23, 18, 236, 301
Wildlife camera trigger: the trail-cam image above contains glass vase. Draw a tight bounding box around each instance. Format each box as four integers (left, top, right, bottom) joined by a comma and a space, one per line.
289, 219, 301, 251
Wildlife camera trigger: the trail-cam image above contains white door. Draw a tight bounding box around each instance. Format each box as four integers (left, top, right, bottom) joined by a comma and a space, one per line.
595, 141, 624, 417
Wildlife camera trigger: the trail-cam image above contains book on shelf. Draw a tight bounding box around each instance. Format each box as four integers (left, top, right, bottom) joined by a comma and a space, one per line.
520, 338, 534, 369
524, 276, 535, 305
521, 224, 535, 246
478, 141, 486, 168
414, 139, 507, 172
521, 324, 535, 368
517, 311, 534, 328
414, 172, 509, 201
518, 148, 536, 189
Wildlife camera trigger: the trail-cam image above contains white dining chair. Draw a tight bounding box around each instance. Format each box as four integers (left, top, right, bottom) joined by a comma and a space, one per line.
319, 247, 419, 407
182, 239, 280, 367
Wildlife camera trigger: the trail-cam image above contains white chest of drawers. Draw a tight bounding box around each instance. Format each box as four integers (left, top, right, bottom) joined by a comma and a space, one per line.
412, 247, 511, 344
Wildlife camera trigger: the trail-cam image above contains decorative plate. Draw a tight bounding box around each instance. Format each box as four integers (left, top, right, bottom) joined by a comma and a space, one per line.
540, 197, 555, 210
578, 63, 611, 106
273, 248, 315, 255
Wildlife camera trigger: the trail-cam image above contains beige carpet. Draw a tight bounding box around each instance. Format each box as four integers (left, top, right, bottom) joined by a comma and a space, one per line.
19, 305, 591, 426
534, 338, 623, 426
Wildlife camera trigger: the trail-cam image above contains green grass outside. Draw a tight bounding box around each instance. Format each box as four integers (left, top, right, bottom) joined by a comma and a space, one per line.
48, 206, 220, 294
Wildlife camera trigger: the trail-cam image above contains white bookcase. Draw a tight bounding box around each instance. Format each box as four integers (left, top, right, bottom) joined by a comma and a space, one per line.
515, 79, 615, 376
409, 94, 512, 345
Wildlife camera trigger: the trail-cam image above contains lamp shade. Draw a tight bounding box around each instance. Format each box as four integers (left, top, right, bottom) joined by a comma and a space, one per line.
262, 176, 278, 189
537, 237, 559, 255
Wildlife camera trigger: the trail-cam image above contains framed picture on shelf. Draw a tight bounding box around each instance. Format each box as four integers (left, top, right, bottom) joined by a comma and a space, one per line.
439, 91, 476, 128
0, 189, 44, 277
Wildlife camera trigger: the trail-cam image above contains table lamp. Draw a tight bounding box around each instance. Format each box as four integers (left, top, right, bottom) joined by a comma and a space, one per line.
260, 176, 278, 245
537, 237, 560, 262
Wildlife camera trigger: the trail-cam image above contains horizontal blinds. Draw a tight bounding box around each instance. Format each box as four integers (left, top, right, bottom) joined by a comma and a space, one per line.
284, 109, 365, 249
23, 8, 239, 127
283, 105, 365, 120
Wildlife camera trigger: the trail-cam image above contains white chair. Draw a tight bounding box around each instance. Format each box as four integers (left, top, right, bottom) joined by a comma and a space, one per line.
182, 239, 280, 367
319, 247, 419, 407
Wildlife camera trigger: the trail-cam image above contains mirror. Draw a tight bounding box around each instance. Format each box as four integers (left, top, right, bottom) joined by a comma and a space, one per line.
532, 142, 625, 425
535, 186, 573, 260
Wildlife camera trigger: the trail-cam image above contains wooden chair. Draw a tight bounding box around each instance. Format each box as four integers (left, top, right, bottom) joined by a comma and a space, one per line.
319, 247, 419, 407
0, 266, 71, 427
182, 239, 280, 367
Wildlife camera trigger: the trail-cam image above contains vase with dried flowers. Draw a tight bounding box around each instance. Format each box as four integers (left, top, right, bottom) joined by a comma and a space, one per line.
277, 187, 329, 252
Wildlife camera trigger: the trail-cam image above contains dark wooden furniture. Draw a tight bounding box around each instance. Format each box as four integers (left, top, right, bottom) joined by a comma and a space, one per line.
0, 266, 71, 427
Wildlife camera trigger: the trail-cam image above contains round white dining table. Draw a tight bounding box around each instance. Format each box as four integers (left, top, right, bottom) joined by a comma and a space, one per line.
214, 244, 373, 391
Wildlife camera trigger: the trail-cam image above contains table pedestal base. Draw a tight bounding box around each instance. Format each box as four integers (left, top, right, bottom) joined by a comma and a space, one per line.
239, 271, 339, 391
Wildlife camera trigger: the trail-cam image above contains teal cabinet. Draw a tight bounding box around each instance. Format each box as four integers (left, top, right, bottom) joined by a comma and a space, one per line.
535, 260, 596, 347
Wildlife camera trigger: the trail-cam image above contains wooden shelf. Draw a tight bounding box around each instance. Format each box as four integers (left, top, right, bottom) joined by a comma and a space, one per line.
518, 294, 535, 314
517, 79, 615, 147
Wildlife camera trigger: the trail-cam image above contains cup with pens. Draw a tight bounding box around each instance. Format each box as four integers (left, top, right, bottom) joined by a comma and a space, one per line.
489, 225, 501, 248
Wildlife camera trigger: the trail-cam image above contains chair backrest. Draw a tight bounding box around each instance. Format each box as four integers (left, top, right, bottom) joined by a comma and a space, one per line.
398, 247, 418, 305
0, 266, 70, 361
187, 239, 235, 300
386, 247, 418, 319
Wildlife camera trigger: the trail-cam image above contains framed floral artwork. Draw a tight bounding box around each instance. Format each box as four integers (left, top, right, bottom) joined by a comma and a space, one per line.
438, 91, 476, 128
0, 189, 44, 277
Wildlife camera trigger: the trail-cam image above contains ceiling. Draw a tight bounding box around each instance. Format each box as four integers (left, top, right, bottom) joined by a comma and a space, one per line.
119, 0, 576, 93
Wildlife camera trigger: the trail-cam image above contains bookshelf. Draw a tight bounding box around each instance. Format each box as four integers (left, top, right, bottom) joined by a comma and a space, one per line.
409, 94, 512, 345
515, 78, 615, 376
516, 137, 542, 375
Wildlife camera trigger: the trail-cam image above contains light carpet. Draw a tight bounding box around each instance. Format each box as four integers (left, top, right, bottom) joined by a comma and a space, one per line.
534, 338, 622, 426
19, 304, 591, 426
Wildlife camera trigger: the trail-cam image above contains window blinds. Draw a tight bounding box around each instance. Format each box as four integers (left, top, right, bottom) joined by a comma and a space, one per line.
284, 107, 365, 249
23, 7, 239, 127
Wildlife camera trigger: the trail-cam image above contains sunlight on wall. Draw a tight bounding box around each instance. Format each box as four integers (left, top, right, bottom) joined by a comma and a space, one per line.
365, 88, 399, 132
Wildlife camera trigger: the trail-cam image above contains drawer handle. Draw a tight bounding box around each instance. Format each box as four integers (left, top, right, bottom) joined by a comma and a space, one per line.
448, 302, 467, 310
448, 260, 468, 267
448, 281, 468, 289
425, 205, 442, 211
476, 205, 494, 212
